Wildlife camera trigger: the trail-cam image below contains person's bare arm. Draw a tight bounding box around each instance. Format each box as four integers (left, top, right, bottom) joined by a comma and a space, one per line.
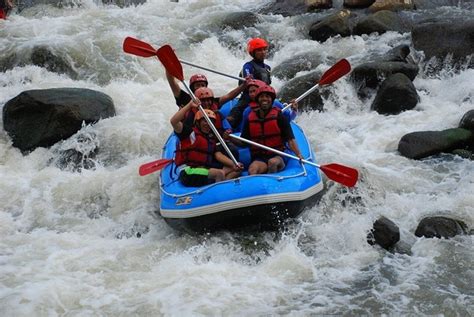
218, 77, 251, 105
287, 139, 303, 160
166, 70, 182, 98
215, 151, 243, 170
170, 100, 197, 133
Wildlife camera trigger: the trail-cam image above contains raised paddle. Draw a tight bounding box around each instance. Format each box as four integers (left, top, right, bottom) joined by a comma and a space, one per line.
139, 158, 173, 176
229, 134, 358, 187
123, 37, 245, 81
282, 59, 351, 112
156, 44, 240, 167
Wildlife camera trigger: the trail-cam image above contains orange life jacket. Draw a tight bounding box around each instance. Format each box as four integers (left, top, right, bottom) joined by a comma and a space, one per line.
174, 127, 216, 167
248, 107, 285, 157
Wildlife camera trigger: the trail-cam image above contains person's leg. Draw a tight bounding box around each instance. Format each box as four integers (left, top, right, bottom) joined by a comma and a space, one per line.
248, 160, 268, 175
267, 156, 285, 173
208, 168, 225, 183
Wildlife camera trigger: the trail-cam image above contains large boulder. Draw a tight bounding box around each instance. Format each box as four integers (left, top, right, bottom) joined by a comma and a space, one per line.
371, 73, 419, 115
459, 109, 474, 131
3, 88, 115, 152
415, 216, 469, 239
369, 0, 415, 13
0, 46, 78, 79
278, 71, 325, 112
367, 216, 400, 250
258, 0, 308, 16
308, 9, 354, 42
398, 128, 474, 159
353, 10, 410, 36
272, 52, 325, 80
412, 19, 474, 67
344, 0, 376, 8
350, 61, 419, 90
220, 12, 262, 31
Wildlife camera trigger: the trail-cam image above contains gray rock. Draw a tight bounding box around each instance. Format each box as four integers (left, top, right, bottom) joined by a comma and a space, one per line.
412, 19, 474, 66
398, 128, 474, 160
367, 216, 400, 250
277, 71, 325, 112
459, 109, 474, 131
350, 61, 419, 90
371, 73, 419, 115
415, 216, 469, 239
272, 52, 325, 80
309, 9, 354, 42
3, 88, 115, 152
353, 10, 411, 36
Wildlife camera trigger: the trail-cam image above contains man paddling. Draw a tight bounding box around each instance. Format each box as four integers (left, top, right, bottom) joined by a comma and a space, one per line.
240, 85, 303, 175
170, 99, 243, 187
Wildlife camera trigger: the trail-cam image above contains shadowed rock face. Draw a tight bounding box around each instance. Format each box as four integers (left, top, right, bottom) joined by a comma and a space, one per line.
367, 216, 400, 250
371, 73, 419, 115
3, 88, 115, 152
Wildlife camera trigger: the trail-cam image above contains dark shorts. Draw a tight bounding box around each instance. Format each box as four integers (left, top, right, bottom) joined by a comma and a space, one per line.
253, 155, 288, 165
179, 167, 214, 187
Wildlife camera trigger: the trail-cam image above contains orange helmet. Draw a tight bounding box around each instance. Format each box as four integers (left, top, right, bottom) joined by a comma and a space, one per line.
255, 85, 276, 101
248, 79, 266, 88
194, 109, 216, 123
195, 87, 214, 100
189, 74, 208, 90
247, 38, 268, 55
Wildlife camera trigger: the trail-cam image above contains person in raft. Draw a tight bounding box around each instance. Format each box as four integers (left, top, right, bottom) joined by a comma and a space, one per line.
166, 71, 249, 109
227, 37, 272, 129
240, 84, 303, 175
170, 99, 243, 187
0, 0, 14, 19
237, 79, 298, 132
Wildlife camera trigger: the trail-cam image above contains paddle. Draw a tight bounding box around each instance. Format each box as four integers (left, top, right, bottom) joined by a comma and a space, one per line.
156, 44, 240, 167
282, 59, 351, 112
123, 37, 245, 81
139, 158, 173, 176
229, 134, 358, 187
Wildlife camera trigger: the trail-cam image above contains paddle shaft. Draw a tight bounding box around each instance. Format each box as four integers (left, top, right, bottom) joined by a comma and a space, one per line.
182, 82, 240, 166
229, 134, 320, 168
180, 60, 245, 81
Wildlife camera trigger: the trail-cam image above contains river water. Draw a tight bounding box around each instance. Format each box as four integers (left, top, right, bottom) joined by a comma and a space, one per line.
1, 0, 473, 315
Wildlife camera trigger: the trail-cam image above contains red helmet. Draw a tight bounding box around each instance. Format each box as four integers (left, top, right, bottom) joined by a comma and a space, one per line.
247, 38, 269, 55
195, 87, 214, 100
194, 109, 216, 123
255, 85, 276, 101
189, 74, 208, 89
248, 79, 266, 88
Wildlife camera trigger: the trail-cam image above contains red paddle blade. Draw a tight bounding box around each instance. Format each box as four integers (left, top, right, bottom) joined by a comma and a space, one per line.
318, 59, 351, 86
319, 163, 358, 187
123, 37, 157, 57
139, 159, 173, 176
156, 45, 184, 81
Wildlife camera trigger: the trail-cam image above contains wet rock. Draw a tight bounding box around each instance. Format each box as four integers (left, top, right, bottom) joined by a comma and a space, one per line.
398, 128, 474, 160
459, 109, 474, 131
220, 12, 262, 31
277, 71, 325, 112
344, 0, 376, 8
350, 61, 419, 91
412, 19, 474, 67
258, 0, 308, 16
412, 0, 472, 10
367, 216, 400, 250
309, 9, 354, 42
371, 73, 419, 115
307, 0, 333, 11
272, 52, 324, 80
415, 216, 469, 239
0, 46, 77, 79
3, 88, 115, 152
451, 149, 474, 160
353, 10, 410, 36
369, 0, 415, 13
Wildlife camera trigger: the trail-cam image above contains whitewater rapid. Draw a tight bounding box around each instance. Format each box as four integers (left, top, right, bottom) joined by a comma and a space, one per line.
1, 0, 473, 315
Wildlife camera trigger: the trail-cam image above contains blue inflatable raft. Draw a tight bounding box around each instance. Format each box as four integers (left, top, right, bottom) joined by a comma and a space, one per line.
158, 101, 325, 232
